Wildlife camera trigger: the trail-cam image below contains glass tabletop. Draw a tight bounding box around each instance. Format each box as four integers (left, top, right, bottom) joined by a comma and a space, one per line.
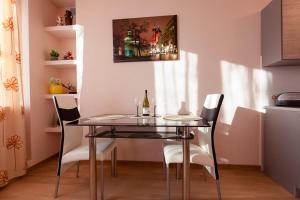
67, 114, 210, 128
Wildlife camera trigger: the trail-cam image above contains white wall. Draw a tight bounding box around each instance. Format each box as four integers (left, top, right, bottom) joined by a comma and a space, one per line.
77, 0, 271, 165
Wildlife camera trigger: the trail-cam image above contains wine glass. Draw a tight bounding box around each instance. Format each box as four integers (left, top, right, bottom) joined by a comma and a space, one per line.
151, 97, 157, 117
134, 97, 140, 117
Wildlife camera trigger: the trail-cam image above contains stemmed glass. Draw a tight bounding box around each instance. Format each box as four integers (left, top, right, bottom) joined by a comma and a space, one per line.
151, 97, 157, 117
134, 97, 140, 117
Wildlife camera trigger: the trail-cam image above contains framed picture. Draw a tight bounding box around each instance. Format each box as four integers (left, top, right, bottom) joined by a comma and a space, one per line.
113, 15, 178, 63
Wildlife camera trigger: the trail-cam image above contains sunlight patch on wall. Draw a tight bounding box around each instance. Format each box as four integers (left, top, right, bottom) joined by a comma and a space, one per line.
220, 60, 272, 124
187, 52, 199, 115
220, 61, 250, 124
154, 50, 198, 115
252, 68, 272, 113
76, 25, 84, 108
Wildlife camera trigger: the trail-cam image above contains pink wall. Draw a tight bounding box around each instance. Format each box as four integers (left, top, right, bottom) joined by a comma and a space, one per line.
26, 0, 61, 166
77, 0, 271, 165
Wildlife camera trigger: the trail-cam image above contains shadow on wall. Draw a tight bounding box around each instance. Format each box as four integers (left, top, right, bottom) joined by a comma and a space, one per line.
217, 106, 261, 165
217, 60, 272, 165
152, 12, 273, 165
220, 60, 272, 122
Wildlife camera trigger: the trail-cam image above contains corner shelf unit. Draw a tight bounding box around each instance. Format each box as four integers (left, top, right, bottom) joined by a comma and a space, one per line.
44, 94, 78, 99
44, 24, 83, 134
44, 60, 77, 68
45, 25, 82, 38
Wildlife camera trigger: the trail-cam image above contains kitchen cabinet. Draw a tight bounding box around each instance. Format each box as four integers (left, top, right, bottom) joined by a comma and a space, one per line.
262, 0, 300, 66
263, 106, 300, 197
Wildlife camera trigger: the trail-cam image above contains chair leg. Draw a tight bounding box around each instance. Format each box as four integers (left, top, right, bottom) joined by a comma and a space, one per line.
202, 166, 207, 182
176, 163, 182, 180
54, 175, 60, 198
163, 154, 166, 178
166, 164, 170, 200
100, 160, 104, 200
76, 161, 80, 178
216, 179, 222, 200
111, 147, 117, 177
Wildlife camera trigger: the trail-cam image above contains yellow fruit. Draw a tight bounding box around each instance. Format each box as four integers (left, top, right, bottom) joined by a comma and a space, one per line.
49, 84, 64, 94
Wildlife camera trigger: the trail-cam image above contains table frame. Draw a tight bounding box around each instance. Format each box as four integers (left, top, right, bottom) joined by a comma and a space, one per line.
88, 125, 191, 200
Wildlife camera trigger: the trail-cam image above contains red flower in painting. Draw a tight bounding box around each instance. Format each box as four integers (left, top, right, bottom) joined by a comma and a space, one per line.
11, 0, 16, 4
2, 17, 14, 31
4, 76, 18, 92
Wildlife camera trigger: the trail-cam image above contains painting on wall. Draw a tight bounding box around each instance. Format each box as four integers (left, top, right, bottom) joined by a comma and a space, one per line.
113, 15, 178, 63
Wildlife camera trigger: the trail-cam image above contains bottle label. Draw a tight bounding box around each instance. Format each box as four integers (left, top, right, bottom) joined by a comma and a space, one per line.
142, 107, 150, 116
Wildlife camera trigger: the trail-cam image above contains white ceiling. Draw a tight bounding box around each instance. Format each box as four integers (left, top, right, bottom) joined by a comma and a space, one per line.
50, 0, 75, 8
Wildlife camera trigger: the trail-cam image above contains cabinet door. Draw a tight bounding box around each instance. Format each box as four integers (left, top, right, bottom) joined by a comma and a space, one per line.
264, 109, 300, 196
282, 0, 300, 59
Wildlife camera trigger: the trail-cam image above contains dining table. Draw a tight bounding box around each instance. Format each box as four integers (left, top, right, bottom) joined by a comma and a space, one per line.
67, 114, 210, 200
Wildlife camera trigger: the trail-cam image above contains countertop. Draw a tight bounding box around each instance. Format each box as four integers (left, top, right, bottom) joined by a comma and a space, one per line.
264, 106, 300, 112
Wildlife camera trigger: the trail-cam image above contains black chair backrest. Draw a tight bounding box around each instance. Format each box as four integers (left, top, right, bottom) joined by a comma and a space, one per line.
53, 96, 80, 122
53, 96, 82, 176
198, 94, 224, 180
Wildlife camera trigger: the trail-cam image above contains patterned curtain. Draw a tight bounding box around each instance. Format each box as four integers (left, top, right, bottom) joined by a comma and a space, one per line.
0, 0, 27, 187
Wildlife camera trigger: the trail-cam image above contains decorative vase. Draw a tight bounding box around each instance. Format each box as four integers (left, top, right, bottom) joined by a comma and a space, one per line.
49, 84, 64, 94
64, 10, 73, 25
50, 56, 59, 60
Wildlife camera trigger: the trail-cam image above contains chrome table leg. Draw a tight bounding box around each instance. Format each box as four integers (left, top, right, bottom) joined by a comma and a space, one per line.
89, 126, 97, 200
100, 160, 104, 200
182, 127, 190, 200
176, 127, 182, 180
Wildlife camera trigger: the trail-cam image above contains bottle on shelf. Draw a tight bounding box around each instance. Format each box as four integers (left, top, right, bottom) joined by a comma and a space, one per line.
142, 90, 150, 116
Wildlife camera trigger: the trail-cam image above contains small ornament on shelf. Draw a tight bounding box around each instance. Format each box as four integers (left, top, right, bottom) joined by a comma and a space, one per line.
63, 51, 74, 60
56, 16, 64, 26
62, 82, 77, 94
64, 10, 73, 25
49, 49, 60, 60
49, 77, 64, 94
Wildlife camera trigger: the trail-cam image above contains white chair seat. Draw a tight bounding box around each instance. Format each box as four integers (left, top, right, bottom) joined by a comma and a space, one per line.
163, 143, 214, 166
62, 139, 115, 164
162, 140, 180, 149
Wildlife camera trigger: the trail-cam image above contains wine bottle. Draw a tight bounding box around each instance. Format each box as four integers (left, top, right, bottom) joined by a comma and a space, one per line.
142, 90, 150, 116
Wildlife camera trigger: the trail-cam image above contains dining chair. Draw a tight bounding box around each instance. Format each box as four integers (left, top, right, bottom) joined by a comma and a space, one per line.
53, 95, 117, 198
163, 93, 224, 200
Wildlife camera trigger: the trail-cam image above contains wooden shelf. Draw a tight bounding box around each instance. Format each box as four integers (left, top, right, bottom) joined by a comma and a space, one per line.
45, 25, 82, 38
45, 94, 78, 99
45, 60, 77, 68
45, 126, 60, 133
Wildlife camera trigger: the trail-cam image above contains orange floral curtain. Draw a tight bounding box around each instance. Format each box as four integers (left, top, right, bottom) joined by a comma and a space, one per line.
0, 0, 27, 187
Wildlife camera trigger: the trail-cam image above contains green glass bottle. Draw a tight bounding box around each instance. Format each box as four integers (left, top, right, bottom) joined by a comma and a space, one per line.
124, 31, 134, 57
